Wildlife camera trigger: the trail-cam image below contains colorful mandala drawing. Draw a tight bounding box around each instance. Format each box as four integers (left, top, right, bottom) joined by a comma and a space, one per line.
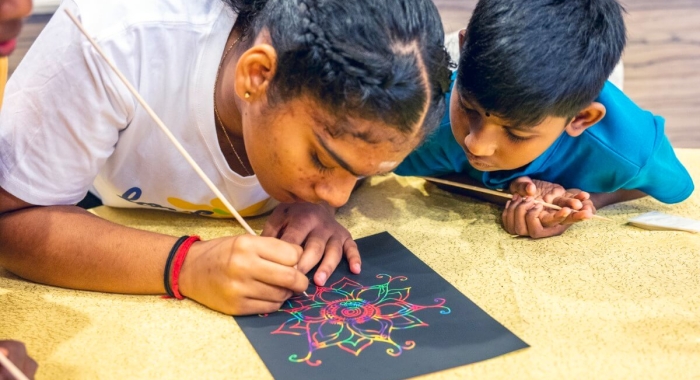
265, 274, 451, 366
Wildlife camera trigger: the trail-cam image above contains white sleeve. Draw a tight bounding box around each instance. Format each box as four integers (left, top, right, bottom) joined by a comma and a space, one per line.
0, 0, 134, 205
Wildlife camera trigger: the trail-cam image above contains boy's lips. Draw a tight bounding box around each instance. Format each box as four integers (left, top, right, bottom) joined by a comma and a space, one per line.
0, 39, 17, 56
465, 151, 494, 170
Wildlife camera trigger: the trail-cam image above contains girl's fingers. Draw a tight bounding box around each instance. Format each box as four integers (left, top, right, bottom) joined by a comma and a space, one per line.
314, 238, 344, 287
233, 298, 287, 316
344, 239, 362, 274
250, 258, 308, 293
244, 281, 294, 303
249, 236, 303, 267
296, 233, 330, 274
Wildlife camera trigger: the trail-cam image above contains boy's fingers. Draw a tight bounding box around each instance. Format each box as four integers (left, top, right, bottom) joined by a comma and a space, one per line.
540, 208, 570, 227
553, 197, 583, 210
526, 182, 537, 196
314, 238, 344, 286
502, 198, 518, 234
509, 177, 534, 196
513, 197, 536, 236
344, 239, 362, 274
574, 191, 590, 201
565, 209, 593, 224
525, 205, 545, 237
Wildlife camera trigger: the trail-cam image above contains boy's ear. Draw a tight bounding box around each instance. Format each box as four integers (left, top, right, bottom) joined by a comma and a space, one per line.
234, 43, 277, 101
458, 29, 467, 51
565, 102, 606, 137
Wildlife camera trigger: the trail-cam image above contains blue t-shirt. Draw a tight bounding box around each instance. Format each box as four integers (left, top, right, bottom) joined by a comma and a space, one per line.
395, 80, 694, 204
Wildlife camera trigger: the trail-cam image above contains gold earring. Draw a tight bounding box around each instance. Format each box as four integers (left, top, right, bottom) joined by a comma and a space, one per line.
244, 92, 251, 99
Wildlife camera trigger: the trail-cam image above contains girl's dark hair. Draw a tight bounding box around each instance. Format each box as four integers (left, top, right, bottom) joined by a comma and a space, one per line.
222, 0, 452, 141
458, 0, 626, 127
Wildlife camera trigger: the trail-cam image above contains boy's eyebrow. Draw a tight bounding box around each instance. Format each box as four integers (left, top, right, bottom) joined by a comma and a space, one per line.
457, 93, 535, 132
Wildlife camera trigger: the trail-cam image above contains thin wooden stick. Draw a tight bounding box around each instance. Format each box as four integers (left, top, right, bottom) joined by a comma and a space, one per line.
0, 353, 30, 380
65, 9, 256, 235
423, 176, 613, 222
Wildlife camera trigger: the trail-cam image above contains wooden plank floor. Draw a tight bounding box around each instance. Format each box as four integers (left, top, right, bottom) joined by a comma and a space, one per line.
8, 1, 700, 147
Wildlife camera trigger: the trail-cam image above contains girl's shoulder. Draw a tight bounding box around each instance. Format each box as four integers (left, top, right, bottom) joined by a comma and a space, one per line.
71, 0, 227, 39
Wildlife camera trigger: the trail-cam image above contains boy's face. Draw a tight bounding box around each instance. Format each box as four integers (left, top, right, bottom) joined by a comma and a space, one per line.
450, 29, 606, 172
449, 85, 571, 172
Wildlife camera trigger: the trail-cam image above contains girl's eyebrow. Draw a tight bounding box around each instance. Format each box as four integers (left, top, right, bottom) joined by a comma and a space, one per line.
314, 132, 362, 177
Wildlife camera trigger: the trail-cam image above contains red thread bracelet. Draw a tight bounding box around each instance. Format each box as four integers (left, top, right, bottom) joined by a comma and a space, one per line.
170, 235, 200, 300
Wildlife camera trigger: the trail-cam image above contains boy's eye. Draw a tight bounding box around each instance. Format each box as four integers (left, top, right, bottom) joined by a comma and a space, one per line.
311, 151, 334, 174
504, 129, 529, 143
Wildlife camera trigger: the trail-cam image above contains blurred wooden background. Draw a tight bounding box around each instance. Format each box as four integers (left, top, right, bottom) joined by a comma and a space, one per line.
9, 1, 700, 147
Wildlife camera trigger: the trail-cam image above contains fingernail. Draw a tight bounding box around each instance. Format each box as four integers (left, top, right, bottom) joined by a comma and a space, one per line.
352, 263, 361, 274
316, 272, 327, 285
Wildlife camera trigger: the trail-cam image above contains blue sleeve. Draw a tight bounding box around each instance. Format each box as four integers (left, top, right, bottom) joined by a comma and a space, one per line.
395, 71, 472, 178
393, 119, 469, 177
622, 133, 694, 204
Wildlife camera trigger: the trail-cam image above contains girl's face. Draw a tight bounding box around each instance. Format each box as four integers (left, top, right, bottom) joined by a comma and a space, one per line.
241, 95, 421, 208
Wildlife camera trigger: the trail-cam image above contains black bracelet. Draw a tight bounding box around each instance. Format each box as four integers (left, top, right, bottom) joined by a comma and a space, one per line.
164, 236, 189, 298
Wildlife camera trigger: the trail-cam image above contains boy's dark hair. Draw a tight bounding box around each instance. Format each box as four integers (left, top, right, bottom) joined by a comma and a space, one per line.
222, 0, 452, 141
458, 0, 626, 127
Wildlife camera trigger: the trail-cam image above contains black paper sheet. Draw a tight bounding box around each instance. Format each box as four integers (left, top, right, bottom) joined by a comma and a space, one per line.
235, 232, 528, 380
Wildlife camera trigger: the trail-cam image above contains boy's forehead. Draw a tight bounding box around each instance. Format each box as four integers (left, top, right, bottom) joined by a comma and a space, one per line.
454, 86, 566, 132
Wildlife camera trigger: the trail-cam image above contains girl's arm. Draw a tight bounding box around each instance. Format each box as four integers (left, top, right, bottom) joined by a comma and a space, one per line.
0, 187, 308, 315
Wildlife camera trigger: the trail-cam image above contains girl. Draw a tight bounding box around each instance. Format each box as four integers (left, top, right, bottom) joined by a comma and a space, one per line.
0, 0, 451, 315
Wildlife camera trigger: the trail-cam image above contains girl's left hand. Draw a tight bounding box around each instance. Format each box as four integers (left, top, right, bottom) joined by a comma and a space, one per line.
262, 202, 361, 286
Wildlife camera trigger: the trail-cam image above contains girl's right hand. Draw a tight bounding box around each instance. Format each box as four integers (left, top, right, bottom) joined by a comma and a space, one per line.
178, 235, 308, 315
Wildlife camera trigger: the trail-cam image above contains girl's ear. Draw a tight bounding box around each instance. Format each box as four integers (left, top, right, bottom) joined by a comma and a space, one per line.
458, 29, 467, 52
565, 102, 606, 137
234, 41, 277, 101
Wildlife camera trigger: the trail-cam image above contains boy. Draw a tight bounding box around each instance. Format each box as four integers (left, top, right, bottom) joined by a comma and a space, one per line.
396, 0, 694, 238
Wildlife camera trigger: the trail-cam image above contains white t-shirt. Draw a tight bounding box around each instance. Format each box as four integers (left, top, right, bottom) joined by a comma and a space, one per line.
0, 0, 277, 218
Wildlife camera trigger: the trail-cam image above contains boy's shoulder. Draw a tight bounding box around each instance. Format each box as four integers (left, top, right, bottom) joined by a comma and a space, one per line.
580, 81, 664, 168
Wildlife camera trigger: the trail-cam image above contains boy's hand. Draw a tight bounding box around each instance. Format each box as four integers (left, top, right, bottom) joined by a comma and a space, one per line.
178, 235, 309, 315
0, 340, 38, 380
503, 177, 596, 238
262, 203, 361, 286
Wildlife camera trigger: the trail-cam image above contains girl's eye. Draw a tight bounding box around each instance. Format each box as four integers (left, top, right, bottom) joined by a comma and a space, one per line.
505, 129, 529, 143
311, 151, 333, 174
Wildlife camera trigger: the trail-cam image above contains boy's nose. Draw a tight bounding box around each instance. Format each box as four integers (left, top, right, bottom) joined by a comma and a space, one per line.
464, 129, 497, 157
313, 175, 357, 208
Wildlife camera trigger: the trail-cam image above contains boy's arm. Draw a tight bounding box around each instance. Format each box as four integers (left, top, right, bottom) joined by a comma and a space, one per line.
0, 187, 308, 315
589, 189, 647, 209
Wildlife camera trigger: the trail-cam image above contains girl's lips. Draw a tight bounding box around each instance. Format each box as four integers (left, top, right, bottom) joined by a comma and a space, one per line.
0, 39, 17, 56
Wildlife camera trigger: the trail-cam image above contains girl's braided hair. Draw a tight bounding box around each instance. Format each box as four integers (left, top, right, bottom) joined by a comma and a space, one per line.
222, 0, 452, 139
